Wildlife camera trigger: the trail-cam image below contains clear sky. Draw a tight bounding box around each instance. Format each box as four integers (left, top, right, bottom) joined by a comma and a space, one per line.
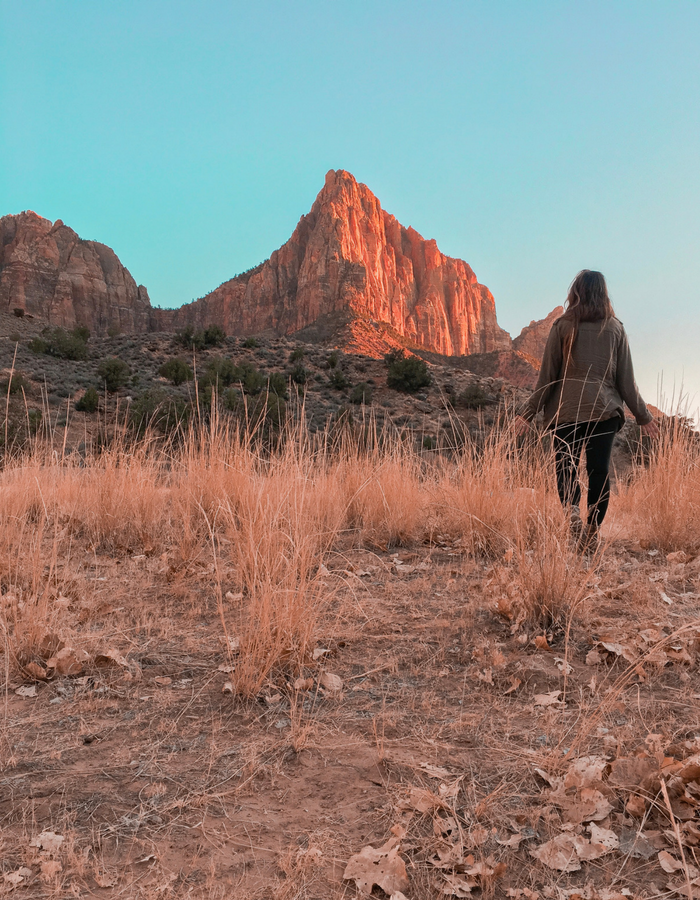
2, 1, 699, 411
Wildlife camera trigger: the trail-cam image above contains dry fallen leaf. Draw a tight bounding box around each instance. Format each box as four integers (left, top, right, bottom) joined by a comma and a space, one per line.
15, 684, 37, 698
585, 648, 605, 666
320, 672, 342, 693
400, 786, 444, 813
420, 763, 452, 779
441, 873, 477, 896
23, 661, 48, 681
497, 832, 524, 849
564, 756, 607, 789
221, 681, 233, 693
504, 676, 522, 695
530, 833, 582, 872
534, 635, 550, 651
313, 647, 331, 660
658, 850, 699, 878
47, 646, 89, 676
588, 823, 619, 853
343, 838, 409, 895
3, 868, 32, 888
154, 676, 172, 686
29, 831, 64, 854
534, 690, 562, 707
94, 648, 129, 668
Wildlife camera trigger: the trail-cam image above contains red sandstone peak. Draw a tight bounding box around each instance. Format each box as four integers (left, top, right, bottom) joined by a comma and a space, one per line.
1, 171, 513, 358
156, 169, 512, 356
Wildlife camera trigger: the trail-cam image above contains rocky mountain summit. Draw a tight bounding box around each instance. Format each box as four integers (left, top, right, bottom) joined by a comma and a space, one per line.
157, 170, 512, 357
1, 172, 559, 381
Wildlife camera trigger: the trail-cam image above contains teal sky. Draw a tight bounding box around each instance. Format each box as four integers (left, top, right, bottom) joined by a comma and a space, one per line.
1, 1, 699, 410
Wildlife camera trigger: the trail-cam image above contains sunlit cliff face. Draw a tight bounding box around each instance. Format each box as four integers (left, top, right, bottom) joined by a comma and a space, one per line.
156, 169, 512, 356
1, 173, 511, 356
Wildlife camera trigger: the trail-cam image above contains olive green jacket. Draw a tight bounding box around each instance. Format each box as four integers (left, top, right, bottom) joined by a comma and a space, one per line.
521, 316, 653, 427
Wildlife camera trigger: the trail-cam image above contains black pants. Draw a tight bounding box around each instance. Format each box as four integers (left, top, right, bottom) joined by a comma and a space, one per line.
552, 418, 620, 527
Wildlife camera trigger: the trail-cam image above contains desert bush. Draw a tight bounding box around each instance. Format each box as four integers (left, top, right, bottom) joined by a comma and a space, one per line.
289, 347, 305, 363
30, 327, 89, 361
75, 387, 99, 413
386, 351, 432, 393
1, 373, 29, 396
159, 357, 194, 385
130, 388, 190, 436
457, 383, 490, 409
13, 307, 24, 318
97, 358, 131, 392
350, 382, 372, 405
73, 325, 90, 343
267, 372, 288, 400
289, 363, 308, 386
327, 350, 339, 369
242, 336, 259, 348
328, 368, 349, 390
175, 324, 226, 351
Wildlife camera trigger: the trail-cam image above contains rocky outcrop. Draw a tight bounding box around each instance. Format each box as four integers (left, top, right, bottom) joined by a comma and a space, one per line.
513, 306, 564, 360
155, 170, 511, 356
0, 211, 153, 334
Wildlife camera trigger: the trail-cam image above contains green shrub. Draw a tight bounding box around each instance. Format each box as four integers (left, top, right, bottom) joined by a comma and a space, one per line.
329, 368, 349, 390
350, 382, 373, 405
386, 352, 432, 393
107, 323, 121, 337
242, 336, 259, 349
422, 435, 436, 450
1, 373, 29, 396
224, 387, 243, 411
203, 324, 226, 347
175, 326, 205, 351
8, 332, 21, 343
75, 387, 99, 412
73, 325, 90, 343
13, 308, 24, 318
267, 372, 288, 399
159, 358, 194, 385
327, 350, 339, 369
175, 324, 226, 350
289, 362, 308, 385
97, 358, 131, 392
239, 362, 265, 395
457, 383, 490, 409
130, 389, 190, 436
289, 347, 305, 362
199, 358, 264, 395
30, 327, 89, 361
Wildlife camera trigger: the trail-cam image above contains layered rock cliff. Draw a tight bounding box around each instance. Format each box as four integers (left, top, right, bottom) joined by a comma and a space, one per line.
513, 306, 563, 359
154, 170, 511, 356
0, 211, 153, 334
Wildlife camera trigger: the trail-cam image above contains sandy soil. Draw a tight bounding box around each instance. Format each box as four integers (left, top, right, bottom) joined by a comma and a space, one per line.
2, 523, 700, 899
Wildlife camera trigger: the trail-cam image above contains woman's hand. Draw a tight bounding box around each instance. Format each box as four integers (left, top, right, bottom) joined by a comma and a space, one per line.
515, 415, 531, 437
640, 419, 660, 439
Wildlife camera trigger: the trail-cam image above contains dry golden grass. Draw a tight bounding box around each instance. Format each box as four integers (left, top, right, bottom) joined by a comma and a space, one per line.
1, 412, 698, 691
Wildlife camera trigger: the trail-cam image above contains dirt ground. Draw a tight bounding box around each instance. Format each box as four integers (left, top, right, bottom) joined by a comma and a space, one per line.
2, 515, 700, 900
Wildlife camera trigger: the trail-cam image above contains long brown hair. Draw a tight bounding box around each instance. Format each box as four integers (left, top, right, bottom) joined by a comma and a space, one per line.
561, 270, 615, 360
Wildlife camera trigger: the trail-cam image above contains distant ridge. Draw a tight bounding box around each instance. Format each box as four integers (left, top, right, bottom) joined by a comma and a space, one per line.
0, 171, 560, 377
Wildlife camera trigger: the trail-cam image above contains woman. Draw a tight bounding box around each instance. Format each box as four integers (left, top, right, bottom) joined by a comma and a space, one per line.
516, 270, 659, 550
